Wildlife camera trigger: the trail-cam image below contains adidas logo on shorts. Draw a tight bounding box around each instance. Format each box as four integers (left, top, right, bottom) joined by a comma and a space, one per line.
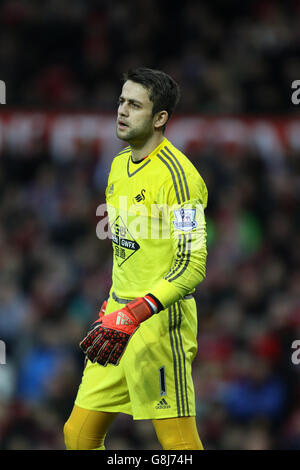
155, 398, 171, 409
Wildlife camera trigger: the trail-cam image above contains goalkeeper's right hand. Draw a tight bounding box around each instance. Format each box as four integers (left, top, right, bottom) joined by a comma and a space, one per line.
83, 299, 108, 367
80, 297, 155, 366
87, 300, 108, 332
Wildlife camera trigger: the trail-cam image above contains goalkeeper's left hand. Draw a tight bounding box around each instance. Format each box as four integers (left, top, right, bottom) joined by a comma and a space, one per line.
79, 296, 155, 366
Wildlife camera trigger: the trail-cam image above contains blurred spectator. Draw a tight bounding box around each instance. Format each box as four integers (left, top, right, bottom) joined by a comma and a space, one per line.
0, 134, 298, 449
0, 0, 299, 450
0, 0, 299, 114
222, 356, 286, 422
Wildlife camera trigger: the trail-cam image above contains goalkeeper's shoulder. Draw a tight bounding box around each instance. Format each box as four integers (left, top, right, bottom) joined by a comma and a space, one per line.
106, 146, 131, 186
111, 146, 131, 168
161, 139, 208, 208
114, 146, 131, 159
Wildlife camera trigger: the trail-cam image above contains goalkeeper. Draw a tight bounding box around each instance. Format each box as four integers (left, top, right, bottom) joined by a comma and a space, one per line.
64, 68, 208, 450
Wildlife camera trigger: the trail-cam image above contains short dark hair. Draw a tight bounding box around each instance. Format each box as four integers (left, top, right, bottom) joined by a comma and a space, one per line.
122, 67, 180, 132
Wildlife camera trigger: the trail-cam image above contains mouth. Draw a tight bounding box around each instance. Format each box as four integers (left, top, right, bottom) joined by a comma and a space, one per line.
117, 120, 129, 130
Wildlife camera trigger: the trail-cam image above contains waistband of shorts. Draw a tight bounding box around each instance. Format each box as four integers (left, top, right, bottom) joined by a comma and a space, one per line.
111, 291, 193, 304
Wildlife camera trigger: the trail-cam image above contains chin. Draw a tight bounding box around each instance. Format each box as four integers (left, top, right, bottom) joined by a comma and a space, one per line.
116, 129, 129, 141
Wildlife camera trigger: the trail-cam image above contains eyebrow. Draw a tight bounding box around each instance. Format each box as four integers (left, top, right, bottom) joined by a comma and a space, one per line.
119, 95, 143, 106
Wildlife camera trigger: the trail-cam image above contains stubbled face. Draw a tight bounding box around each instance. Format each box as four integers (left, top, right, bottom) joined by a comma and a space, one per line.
116, 80, 155, 145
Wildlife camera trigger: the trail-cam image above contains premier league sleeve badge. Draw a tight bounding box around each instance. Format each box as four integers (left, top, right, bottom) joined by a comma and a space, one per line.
173, 208, 197, 231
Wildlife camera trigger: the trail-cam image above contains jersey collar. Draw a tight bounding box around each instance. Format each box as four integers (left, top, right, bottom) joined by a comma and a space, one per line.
127, 137, 169, 178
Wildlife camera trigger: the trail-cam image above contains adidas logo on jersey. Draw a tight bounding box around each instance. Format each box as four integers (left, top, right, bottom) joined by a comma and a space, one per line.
155, 398, 171, 409
116, 312, 133, 326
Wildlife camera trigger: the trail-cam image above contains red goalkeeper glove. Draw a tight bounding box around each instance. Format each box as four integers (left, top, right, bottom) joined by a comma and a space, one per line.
88, 300, 107, 331
79, 296, 156, 366
83, 300, 107, 368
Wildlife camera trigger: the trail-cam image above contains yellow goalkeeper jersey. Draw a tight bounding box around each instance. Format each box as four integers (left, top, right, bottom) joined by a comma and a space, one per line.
104, 136, 208, 309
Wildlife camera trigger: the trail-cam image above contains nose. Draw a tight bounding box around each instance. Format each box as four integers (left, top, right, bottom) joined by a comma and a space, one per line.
118, 101, 129, 117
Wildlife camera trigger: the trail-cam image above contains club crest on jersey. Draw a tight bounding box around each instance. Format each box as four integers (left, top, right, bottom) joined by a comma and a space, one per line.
133, 189, 146, 203
173, 208, 197, 231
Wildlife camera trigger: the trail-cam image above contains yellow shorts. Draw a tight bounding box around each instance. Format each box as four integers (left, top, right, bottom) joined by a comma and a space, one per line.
75, 294, 198, 420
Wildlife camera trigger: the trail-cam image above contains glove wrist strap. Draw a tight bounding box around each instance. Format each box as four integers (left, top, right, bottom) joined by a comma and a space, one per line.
126, 297, 153, 323
144, 295, 158, 313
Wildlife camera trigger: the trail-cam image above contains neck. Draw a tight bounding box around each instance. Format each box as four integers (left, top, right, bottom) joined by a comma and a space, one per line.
130, 133, 165, 162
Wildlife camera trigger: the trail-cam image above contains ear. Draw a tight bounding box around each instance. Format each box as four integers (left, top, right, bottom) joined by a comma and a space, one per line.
153, 110, 168, 130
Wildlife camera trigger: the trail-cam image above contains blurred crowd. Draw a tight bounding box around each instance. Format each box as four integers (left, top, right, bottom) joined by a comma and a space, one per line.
0, 0, 300, 451
0, 0, 300, 114
0, 126, 299, 450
